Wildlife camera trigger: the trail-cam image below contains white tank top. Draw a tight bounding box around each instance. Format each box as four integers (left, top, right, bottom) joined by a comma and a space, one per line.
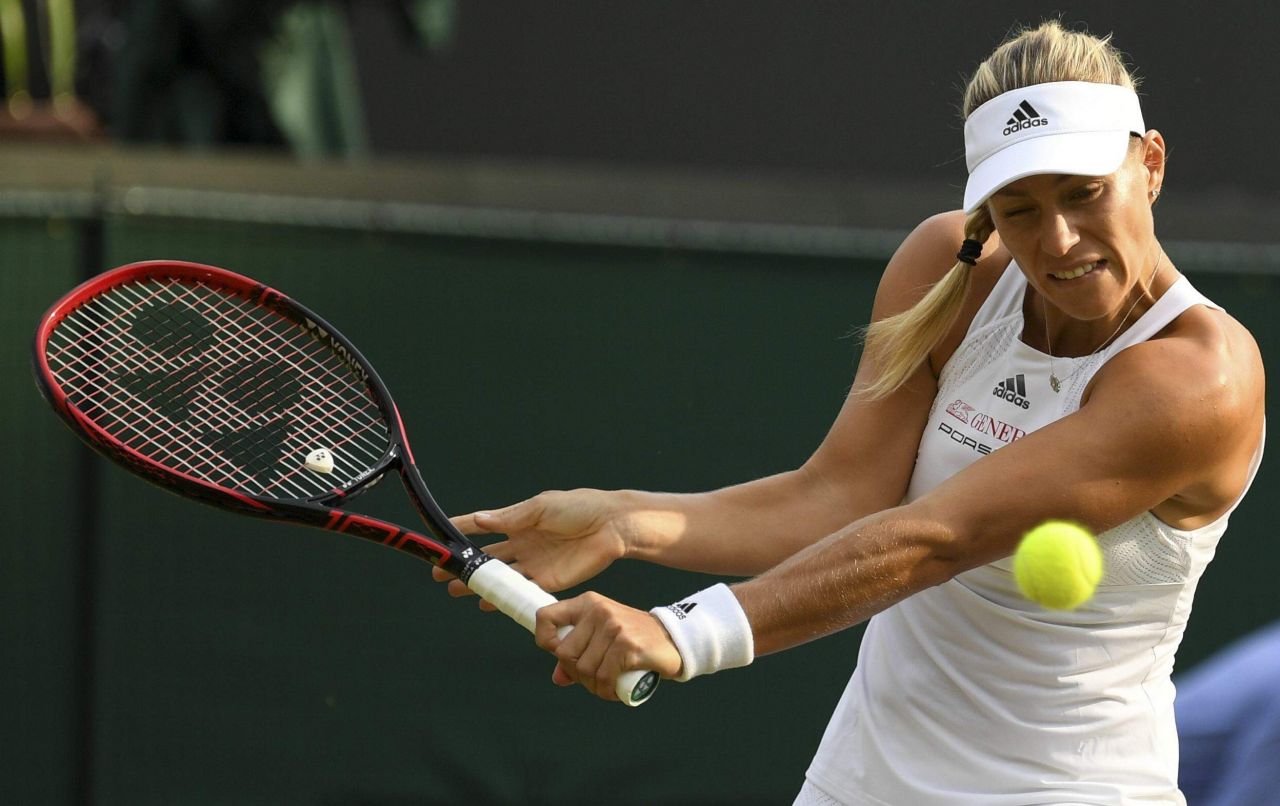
804, 263, 1264, 806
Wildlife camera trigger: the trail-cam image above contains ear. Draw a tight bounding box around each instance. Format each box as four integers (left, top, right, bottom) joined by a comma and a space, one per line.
1140, 130, 1167, 199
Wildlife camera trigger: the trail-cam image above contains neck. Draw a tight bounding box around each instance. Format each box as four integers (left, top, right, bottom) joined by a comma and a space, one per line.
1036, 248, 1167, 358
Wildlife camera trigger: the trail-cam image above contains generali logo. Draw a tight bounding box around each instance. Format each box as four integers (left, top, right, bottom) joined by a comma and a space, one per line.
946, 399, 975, 424
970, 412, 1026, 445
944, 399, 1027, 445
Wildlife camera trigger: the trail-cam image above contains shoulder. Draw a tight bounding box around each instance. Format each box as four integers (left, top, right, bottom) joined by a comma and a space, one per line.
875, 211, 1009, 312
878, 212, 961, 293
1084, 296, 1264, 513
1090, 299, 1262, 420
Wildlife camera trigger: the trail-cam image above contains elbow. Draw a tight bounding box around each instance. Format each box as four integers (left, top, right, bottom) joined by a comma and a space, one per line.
892, 501, 984, 586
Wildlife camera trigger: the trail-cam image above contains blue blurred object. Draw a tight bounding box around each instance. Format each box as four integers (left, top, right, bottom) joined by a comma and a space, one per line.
1176, 619, 1280, 805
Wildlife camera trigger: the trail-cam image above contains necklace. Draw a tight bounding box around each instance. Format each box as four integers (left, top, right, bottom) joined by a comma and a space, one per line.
1044, 251, 1163, 393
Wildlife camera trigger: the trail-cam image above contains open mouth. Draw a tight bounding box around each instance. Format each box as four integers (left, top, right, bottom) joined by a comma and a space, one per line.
1050, 259, 1106, 281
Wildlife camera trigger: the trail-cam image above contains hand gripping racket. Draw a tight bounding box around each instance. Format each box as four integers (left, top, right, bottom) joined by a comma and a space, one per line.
32, 260, 658, 706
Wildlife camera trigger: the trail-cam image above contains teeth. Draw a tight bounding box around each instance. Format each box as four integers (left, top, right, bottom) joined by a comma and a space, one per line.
1053, 261, 1099, 280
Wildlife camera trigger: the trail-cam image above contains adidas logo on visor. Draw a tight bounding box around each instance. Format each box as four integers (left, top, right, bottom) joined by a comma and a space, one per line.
1002, 100, 1049, 136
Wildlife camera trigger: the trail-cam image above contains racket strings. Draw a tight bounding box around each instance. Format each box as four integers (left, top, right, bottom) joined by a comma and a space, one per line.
148, 280, 391, 470
52, 315, 285, 491
45, 276, 392, 500
50, 279, 387, 497
49, 285, 277, 492
49, 288, 313, 495
160, 282, 393, 496
103, 279, 389, 473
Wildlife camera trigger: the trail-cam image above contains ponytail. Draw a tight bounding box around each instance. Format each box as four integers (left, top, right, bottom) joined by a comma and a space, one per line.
859, 208, 994, 400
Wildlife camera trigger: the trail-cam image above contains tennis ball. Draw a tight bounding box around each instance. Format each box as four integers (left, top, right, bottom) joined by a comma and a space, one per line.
1013, 520, 1102, 610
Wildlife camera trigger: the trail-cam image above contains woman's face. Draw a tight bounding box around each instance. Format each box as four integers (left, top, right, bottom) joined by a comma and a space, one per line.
987, 133, 1165, 324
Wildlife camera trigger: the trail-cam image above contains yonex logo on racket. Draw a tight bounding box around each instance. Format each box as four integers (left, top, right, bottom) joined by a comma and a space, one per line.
1003, 100, 1048, 136
304, 317, 368, 383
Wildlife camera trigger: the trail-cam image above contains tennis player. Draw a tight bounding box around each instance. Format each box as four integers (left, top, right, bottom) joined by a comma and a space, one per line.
438, 21, 1265, 804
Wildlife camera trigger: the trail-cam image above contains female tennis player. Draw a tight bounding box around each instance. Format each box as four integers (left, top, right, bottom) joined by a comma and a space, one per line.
437, 21, 1265, 804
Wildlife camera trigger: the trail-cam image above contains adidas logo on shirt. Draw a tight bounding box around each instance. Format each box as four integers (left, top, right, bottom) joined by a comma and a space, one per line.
992, 374, 1031, 409
1002, 100, 1048, 136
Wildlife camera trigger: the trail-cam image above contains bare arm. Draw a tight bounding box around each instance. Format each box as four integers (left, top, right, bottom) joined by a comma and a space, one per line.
737, 330, 1264, 653
621, 212, 1008, 574
448, 212, 979, 590
535, 319, 1263, 698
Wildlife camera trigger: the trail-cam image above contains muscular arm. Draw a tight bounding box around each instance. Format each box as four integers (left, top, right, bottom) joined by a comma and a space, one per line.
616, 212, 985, 575
535, 243, 1263, 701
735, 330, 1263, 654
443, 212, 993, 603
616, 380, 930, 576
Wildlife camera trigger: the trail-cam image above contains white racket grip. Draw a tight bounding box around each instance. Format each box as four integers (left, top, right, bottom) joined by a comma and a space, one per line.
465, 559, 659, 706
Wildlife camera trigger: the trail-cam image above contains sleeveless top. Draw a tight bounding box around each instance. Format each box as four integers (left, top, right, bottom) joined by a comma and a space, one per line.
803, 263, 1264, 806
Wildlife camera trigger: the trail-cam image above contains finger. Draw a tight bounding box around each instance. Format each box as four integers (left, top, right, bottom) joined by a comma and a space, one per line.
484, 540, 516, 563
572, 628, 613, 700
450, 510, 497, 536
429, 566, 475, 598
551, 661, 574, 687
477, 496, 547, 535
534, 599, 582, 653
594, 647, 630, 703
446, 579, 476, 598
534, 603, 563, 651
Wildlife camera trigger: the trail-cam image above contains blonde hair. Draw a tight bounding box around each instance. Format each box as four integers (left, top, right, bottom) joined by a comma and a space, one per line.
860, 20, 1139, 400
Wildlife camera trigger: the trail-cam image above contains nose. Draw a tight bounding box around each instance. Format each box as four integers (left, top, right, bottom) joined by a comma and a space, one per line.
1040, 211, 1080, 257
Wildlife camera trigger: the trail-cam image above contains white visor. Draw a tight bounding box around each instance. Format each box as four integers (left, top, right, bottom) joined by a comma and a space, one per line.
963, 81, 1145, 213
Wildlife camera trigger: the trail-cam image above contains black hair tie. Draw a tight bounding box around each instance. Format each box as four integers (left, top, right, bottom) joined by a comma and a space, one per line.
956, 238, 983, 266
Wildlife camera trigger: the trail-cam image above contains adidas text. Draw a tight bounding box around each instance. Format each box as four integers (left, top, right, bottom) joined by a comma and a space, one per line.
992, 374, 1031, 409
1003, 117, 1048, 136
666, 602, 697, 620
1003, 101, 1049, 136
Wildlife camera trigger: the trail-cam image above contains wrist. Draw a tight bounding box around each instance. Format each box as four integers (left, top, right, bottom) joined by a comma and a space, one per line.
613, 489, 689, 562
650, 583, 755, 681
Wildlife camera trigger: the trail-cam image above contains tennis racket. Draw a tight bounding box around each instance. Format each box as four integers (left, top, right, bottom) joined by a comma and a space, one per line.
32, 260, 658, 706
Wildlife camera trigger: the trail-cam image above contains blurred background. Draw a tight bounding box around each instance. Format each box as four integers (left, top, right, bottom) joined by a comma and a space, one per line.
3, 2, 1277, 804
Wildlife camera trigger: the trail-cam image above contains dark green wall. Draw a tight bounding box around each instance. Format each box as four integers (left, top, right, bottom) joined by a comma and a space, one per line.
4, 218, 83, 806
6, 215, 1277, 804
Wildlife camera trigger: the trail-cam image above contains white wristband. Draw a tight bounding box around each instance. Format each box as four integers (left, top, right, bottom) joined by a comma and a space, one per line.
650, 583, 754, 682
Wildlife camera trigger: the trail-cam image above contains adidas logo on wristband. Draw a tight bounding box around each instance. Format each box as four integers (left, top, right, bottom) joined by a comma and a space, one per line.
666, 602, 698, 619
651, 584, 754, 681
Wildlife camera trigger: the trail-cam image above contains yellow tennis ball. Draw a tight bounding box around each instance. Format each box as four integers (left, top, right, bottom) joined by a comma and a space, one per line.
1013, 520, 1103, 610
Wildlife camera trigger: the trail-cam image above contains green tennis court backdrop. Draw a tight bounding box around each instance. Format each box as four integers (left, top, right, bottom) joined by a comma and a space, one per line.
4, 149, 1278, 805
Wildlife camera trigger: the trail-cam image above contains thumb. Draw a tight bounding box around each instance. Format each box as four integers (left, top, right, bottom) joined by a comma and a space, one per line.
533, 599, 575, 650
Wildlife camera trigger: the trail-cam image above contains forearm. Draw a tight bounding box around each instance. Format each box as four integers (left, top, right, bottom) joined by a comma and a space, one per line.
619, 463, 886, 576
730, 503, 970, 655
